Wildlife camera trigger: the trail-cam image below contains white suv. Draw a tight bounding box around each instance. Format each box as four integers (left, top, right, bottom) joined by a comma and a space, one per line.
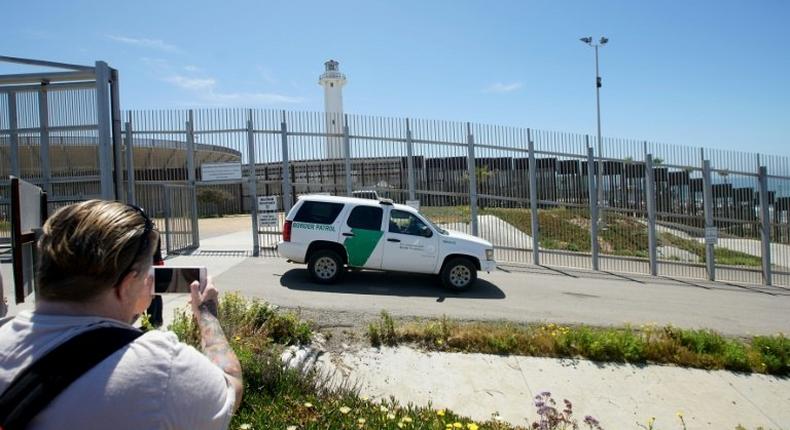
277, 195, 496, 290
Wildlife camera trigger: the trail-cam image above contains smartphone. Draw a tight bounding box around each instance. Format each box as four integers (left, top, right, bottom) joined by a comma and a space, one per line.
153, 266, 207, 294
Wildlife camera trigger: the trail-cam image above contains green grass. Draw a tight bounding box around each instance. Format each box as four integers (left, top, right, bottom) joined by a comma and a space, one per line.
164, 295, 777, 429
167, 295, 554, 430
0, 220, 9, 231
370, 314, 790, 376
659, 233, 763, 267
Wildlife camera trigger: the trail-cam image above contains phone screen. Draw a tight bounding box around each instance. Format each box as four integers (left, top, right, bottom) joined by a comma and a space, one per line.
153, 267, 207, 293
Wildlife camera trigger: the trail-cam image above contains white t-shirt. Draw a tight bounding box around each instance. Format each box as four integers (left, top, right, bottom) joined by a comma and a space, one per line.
0, 311, 236, 430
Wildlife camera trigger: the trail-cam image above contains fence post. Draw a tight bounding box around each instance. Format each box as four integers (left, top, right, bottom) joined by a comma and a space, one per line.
758, 165, 772, 286
466, 122, 479, 237
702, 159, 715, 281
248, 109, 260, 257
37, 86, 52, 196
527, 128, 540, 265
124, 113, 136, 205
645, 154, 658, 276
7, 91, 20, 177
186, 110, 200, 249
586, 141, 600, 271
95, 61, 114, 200
406, 118, 416, 201
164, 185, 173, 255
110, 70, 124, 201
281, 111, 293, 213
343, 114, 352, 197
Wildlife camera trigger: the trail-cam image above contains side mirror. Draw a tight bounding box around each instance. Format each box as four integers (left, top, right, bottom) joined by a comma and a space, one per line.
420, 226, 433, 238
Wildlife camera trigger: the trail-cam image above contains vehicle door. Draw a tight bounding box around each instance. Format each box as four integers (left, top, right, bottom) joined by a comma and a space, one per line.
381, 209, 438, 273
341, 204, 385, 269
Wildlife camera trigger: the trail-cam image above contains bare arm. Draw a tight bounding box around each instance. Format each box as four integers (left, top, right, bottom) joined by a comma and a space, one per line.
190, 279, 244, 411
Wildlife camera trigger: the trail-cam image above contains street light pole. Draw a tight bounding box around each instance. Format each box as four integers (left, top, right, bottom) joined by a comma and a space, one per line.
580, 36, 608, 225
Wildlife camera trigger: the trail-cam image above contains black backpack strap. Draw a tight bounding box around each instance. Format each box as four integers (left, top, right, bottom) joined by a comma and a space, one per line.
0, 326, 142, 430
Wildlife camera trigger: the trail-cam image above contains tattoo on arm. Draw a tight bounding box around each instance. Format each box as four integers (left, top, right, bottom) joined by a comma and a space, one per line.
197, 303, 244, 411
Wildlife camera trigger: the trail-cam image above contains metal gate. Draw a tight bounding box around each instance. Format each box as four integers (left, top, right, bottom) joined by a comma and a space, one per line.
1, 56, 121, 242
0, 56, 200, 258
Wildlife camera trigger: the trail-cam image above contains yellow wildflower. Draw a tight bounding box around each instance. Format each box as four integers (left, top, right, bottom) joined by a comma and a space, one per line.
339, 406, 351, 414
380, 405, 389, 413
239, 424, 252, 430
358, 418, 366, 425
437, 409, 446, 417
676, 411, 684, 418
397, 423, 404, 429
402, 417, 413, 423
387, 413, 396, 420
303, 402, 313, 408
467, 424, 479, 430
453, 423, 463, 429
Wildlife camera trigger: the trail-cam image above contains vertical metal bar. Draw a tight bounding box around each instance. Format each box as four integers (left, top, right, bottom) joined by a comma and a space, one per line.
164, 185, 173, 255
95, 61, 114, 199
466, 122, 479, 237
406, 118, 416, 201
758, 165, 772, 286
7, 92, 19, 177
587, 141, 600, 270
37, 86, 52, 195
124, 114, 136, 205
186, 110, 200, 248
702, 159, 715, 281
527, 128, 540, 265
110, 69, 124, 201
247, 109, 260, 256
645, 154, 658, 276
281, 111, 293, 212
343, 114, 352, 196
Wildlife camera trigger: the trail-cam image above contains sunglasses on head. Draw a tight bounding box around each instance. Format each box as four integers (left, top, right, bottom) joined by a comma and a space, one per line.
116, 204, 155, 285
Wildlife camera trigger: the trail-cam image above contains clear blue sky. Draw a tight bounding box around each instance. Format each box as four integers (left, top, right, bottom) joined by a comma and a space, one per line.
2, 0, 789, 155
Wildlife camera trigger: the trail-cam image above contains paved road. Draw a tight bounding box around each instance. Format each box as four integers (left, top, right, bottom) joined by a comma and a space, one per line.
163, 252, 790, 336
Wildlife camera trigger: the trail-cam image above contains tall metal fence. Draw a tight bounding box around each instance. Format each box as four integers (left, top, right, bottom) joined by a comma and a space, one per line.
3, 75, 788, 286
118, 108, 790, 287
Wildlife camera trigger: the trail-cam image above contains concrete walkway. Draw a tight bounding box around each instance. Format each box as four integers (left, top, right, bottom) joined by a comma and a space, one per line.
320, 346, 790, 430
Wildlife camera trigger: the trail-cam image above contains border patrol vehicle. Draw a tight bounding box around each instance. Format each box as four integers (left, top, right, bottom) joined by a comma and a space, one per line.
277, 195, 496, 290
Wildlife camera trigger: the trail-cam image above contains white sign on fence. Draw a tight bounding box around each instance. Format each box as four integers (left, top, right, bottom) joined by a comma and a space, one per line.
258, 212, 279, 226
705, 227, 719, 245
201, 162, 242, 181
258, 196, 279, 212
406, 200, 421, 211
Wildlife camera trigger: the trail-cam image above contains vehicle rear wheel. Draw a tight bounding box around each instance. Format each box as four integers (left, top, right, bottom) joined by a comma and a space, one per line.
308, 249, 344, 284
441, 257, 477, 291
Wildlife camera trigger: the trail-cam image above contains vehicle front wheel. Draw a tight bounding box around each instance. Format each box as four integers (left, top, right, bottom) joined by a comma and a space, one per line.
441, 257, 477, 291
308, 249, 344, 284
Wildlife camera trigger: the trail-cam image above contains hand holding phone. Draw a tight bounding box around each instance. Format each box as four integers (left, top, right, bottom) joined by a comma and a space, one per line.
190, 276, 218, 318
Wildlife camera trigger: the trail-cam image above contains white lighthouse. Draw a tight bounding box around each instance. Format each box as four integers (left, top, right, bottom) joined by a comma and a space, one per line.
319, 59, 347, 159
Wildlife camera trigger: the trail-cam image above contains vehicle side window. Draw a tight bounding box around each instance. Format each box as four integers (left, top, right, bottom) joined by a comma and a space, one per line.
388, 210, 432, 237
293, 201, 344, 224
347, 206, 383, 230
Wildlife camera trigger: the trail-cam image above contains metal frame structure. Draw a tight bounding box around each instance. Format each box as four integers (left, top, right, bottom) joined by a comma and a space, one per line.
0, 55, 121, 201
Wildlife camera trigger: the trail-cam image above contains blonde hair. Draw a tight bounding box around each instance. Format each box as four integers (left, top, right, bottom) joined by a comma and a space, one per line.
36, 200, 158, 301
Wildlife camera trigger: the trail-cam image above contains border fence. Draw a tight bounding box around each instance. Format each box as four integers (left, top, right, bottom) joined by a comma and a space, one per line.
2, 68, 788, 287
108, 108, 790, 287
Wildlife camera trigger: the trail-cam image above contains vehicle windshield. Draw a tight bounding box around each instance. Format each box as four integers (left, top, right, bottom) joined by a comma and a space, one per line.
420, 213, 448, 235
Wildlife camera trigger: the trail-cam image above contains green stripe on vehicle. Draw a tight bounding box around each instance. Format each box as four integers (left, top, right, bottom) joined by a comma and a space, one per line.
344, 228, 384, 267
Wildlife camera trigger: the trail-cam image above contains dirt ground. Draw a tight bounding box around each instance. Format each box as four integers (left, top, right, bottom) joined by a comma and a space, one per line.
197, 214, 252, 239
